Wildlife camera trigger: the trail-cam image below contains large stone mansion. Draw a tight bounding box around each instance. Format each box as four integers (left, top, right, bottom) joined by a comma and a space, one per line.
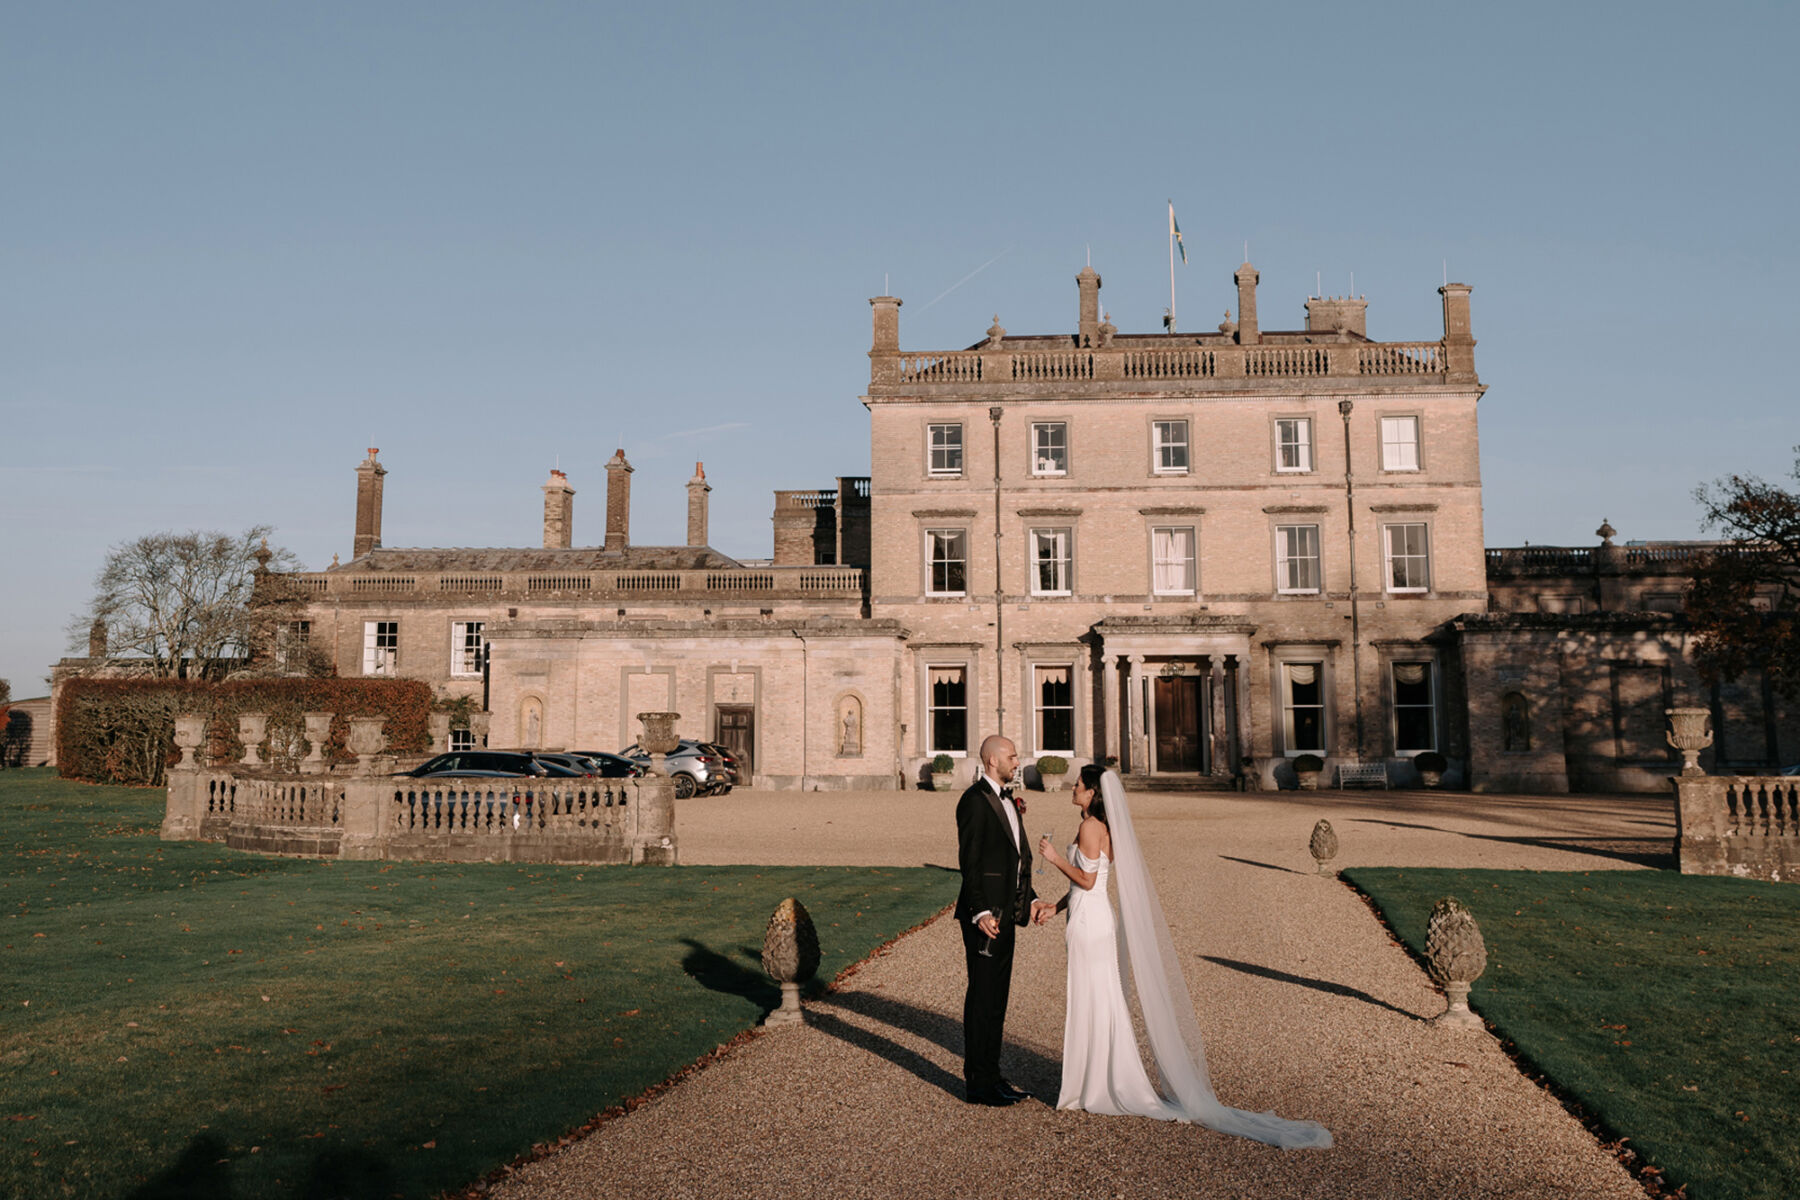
186, 264, 1800, 791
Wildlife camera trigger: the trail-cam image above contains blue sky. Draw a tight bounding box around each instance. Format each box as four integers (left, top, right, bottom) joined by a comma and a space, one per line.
4, 1, 1796, 695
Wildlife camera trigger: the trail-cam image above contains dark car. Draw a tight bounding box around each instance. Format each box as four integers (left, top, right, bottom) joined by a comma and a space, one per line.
617, 739, 727, 798
695, 741, 742, 786
567, 751, 649, 779
399, 751, 583, 779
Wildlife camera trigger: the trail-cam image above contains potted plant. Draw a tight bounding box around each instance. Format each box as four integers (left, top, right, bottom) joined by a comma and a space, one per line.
1293, 753, 1324, 790
1413, 751, 1448, 788
1037, 755, 1069, 791
1102, 755, 1119, 771
931, 753, 956, 792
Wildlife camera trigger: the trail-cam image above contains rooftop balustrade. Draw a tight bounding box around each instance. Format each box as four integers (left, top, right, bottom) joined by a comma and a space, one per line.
293, 565, 867, 599
883, 339, 1456, 389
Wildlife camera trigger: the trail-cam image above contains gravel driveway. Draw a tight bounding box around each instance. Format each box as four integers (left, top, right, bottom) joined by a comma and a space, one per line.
487, 786, 1674, 1200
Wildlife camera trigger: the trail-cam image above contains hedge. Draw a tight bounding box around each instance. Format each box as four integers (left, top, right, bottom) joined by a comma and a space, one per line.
56, 677, 435, 786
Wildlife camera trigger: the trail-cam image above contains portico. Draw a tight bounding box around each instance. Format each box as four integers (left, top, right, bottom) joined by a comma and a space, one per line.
1094, 616, 1256, 782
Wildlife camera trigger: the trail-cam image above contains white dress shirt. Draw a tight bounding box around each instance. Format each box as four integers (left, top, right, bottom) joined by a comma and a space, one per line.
972, 772, 1020, 928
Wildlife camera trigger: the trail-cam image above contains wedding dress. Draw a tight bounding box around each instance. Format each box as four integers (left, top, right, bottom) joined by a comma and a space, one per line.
1057, 771, 1332, 1149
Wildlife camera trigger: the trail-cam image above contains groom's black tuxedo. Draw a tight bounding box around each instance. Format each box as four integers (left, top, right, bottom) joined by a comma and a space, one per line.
955, 777, 1036, 1098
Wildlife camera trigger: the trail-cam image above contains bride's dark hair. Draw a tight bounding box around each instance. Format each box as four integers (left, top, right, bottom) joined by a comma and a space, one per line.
1078, 763, 1109, 827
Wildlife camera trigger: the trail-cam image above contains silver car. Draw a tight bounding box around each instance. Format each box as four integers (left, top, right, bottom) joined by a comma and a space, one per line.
617, 739, 727, 798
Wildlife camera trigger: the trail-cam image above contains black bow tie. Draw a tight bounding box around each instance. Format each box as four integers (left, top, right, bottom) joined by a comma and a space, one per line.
999, 786, 1013, 801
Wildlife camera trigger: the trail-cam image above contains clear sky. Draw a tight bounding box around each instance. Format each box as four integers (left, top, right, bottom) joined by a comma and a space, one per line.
4, 1, 1796, 697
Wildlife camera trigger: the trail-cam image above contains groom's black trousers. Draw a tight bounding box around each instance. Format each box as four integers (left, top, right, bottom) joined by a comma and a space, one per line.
960, 918, 1016, 1091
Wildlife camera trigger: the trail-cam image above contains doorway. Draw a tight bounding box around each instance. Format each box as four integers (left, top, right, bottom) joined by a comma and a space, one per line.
715, 706, 755, 780
1153, 675, 1207, 774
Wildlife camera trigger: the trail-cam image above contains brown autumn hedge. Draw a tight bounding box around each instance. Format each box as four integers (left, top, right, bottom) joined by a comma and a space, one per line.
56, 677, 434, 786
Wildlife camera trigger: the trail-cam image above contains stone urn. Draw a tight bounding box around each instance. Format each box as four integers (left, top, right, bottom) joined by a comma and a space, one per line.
1293, 754, 1323, 791
930, 754, 956, 792
347, 716, 388, 774
467, 711, 491, 748
1309, 819, 1339, 875
637, 711, 680, 776
1413, 751, 1448, 789
172, 713, 208, 772
301, 712, 334, 775
1425, 896, 1488, 1030
236, 712, 269, 768
428, 712, 452, 753
1666, 708, 1712, 777
761, 897, 821, 1027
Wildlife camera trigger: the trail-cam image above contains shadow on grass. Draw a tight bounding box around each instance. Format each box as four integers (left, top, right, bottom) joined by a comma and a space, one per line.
1348, 818, 1677, 869
679, 939, 781, 1014
124, 1133, 394, 1200
1217, 854, 1306, 875
1199, 955, 1422, 1021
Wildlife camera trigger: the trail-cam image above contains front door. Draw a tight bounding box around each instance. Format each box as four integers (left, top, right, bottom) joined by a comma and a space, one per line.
1153, 676, 1206, 773
715, 706, 754, 780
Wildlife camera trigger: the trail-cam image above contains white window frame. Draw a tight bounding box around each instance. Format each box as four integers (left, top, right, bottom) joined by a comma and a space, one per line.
925, 528, 968, 597
1391, 660, 1436, 754
1381, 415, 1421, 472
927, 423, 963, 478
1280, 660, 1327, 755
449, 728, 477, 752
450, 620, 485, 678
1274, 417, 1313, 473
1034, 664, 1075, 755
1031, 421, 1068, 476
927, 664, 969, 755
1152, 419, 1189, 475
362, 620, 398, 677
1030, 527, 1072, 597
275, 620, 310, 670
1275, 524, 1322, 594
1383, 522, 1431, 593
1151, 526, 1197, 596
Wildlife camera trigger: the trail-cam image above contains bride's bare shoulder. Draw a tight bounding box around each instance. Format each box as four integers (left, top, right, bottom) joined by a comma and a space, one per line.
1077, 814, 1108, 856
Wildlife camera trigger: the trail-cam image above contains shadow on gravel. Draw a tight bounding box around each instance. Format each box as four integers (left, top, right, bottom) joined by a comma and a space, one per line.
1349, 819, 1677, 869
1217, 854, 1307, 875
1200, 955, 1422, 1021
812, 989, 1062, 1102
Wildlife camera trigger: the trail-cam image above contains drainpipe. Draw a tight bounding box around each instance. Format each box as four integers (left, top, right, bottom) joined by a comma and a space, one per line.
1339, 398, 1365, 760
791, 628, 809, 791
990, 406, 1005, 741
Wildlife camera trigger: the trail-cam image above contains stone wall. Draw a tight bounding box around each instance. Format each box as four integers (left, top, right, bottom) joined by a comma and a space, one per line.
1674, 775, 1799, 882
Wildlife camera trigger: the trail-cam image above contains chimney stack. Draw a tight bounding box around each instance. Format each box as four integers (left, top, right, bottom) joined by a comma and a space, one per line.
1234, 262, 1260, 344
353, 448, 386, 559
687, 462, 711, 547
869, 295, 902, 352
1076, 266, 1101, 347
542, 469, 575, 549
604, 449, 634, 552
1439, 282, 1476, 382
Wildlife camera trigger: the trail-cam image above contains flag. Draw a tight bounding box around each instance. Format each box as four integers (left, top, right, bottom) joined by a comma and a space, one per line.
1169, 202, 1186, 264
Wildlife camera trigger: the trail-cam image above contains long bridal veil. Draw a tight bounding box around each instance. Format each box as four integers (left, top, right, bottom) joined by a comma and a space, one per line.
1100, 770, 1333, 1149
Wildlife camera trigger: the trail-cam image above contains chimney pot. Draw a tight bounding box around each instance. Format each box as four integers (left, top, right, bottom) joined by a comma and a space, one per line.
353, 449, 387, 559
543, 469, 576, 549
604, 449, 634, 552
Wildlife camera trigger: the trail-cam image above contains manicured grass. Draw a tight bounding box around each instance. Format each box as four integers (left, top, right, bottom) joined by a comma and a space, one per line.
1345, 866, 1798, 1200
0, 769, 956, 1199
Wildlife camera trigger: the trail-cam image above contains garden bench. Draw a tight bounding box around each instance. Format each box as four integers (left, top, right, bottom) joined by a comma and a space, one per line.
1336, 761, 1389, 789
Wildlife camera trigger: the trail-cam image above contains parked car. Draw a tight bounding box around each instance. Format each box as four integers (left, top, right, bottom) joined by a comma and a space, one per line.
617, 738, 728, 798
550, 750, 647, 779
398, 751, 584, 779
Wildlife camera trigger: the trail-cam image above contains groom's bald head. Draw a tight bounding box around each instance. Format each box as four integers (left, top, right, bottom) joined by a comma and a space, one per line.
980, 735, 1018, 783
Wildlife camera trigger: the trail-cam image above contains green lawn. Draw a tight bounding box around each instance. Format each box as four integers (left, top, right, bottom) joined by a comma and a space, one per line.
0, 769, 956, 1199
1345, 866, 1799, 1200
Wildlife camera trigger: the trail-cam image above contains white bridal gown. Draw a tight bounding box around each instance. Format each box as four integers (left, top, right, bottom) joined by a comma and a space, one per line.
1058, 845, 1182, 1119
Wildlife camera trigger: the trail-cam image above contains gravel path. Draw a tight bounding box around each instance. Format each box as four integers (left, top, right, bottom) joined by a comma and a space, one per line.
488, 786, 1676, 1200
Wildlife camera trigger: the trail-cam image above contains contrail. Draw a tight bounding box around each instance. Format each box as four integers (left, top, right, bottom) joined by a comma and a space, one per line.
914, 250, 1009, 314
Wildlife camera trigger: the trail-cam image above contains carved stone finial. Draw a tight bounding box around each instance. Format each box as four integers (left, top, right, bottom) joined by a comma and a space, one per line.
1098, 312, 1116, 347
254, 538, 272, 571
761, 897, 821, 1027
1425, 897, 1488, 1029
1308, 819, 1339, 875
1218, 310, 1237, 336
1596, 519, 1617, 544
331, 553, 340, 567
985, 315, 1006, 348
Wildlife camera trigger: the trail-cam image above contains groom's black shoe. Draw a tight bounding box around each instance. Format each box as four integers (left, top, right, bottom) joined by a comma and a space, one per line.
996, 1079, 1031, 1102
965, 1086, 1021, 1107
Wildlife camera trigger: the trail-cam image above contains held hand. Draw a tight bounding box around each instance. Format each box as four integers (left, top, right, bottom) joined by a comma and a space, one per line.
976, 913, 1000, 939
1031, 899, 1055, 926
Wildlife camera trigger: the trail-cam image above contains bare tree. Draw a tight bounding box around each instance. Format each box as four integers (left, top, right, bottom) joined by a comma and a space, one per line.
68, 527, 302, 679
1688, 448, 1800, 698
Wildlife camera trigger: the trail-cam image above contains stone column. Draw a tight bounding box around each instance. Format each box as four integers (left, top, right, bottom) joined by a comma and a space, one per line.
161, 713, 209, 841
1101, 654, 1121, 767
1209, 655, 1231, 779
630, 776, 679, 865
338, 775, 387, 861
1127, 655, 1146, 774
1234, 652, 1255, 763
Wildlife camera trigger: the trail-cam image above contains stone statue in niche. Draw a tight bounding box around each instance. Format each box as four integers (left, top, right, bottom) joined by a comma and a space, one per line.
1501, 692, 1531, 753
838, 697, 862, 757
522, 698, 543, 749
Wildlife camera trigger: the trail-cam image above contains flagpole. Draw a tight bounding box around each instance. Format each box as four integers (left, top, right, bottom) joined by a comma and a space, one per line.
1167, 202, 1177, 333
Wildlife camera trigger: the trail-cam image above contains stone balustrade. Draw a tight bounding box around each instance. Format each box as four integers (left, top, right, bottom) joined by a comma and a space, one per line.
886, 339, 1451, 389
1673, 775, 1799, 883
294, 565, 867, 598
165, 768, 677, 866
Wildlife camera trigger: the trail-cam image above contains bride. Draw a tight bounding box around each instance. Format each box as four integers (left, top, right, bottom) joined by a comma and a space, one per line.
1034, 764, 1331, 1149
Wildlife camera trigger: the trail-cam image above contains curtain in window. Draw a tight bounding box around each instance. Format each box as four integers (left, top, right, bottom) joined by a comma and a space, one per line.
1287, 663, 1316, 685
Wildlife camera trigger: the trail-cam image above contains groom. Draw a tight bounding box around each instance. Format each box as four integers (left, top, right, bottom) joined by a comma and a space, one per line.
954, 734, 1053, 1106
